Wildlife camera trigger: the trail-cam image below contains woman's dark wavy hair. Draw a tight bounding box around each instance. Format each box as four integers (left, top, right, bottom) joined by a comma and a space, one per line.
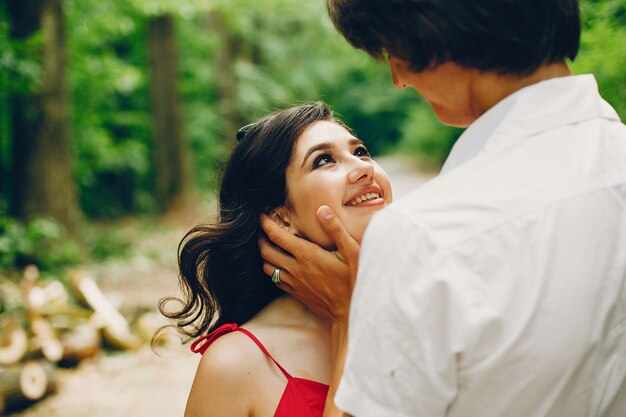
327, 0, 581, 75
157, 102, 339, 341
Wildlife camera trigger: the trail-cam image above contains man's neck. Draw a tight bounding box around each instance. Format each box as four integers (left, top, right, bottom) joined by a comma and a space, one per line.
469, 62, 572, 120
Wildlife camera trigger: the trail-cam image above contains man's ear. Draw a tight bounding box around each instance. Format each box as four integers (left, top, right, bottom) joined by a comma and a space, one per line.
269, 207, 293, 232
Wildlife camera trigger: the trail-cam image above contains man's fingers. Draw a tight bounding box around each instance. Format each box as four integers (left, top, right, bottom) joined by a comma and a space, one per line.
262, 261, 277, 278
262, 261, 294, 289
259, 235, 300, 275
316, 205, 360, 260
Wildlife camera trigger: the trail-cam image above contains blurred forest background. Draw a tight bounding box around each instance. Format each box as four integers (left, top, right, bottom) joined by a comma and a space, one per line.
0, 0, 625, 275
0, 0, 624, 414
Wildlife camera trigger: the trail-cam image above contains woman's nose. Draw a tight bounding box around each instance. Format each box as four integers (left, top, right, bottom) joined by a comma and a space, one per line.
348, 159, 374, 184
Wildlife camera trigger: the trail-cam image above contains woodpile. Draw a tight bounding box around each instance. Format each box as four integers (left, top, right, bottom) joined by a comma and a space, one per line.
0, 360, 56, 413
0, 265, 154, 414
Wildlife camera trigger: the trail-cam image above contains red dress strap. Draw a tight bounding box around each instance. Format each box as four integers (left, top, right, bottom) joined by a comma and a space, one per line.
190, 323, 292, 380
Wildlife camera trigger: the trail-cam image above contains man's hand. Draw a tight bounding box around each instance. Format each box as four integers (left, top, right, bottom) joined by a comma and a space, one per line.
259, 205, 359, 324
261, 206, 356, 417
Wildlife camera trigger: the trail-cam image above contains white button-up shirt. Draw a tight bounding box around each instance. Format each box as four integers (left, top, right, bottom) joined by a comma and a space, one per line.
336, 75, 626, 417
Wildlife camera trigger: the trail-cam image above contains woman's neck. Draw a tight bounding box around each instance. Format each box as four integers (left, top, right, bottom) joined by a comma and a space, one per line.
251, 295, 327, 330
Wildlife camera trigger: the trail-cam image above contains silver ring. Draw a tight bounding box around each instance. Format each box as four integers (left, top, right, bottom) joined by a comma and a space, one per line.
271, 268, 281, 285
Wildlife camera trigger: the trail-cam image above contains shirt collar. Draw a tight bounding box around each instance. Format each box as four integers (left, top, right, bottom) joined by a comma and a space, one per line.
440, 74, 621, 174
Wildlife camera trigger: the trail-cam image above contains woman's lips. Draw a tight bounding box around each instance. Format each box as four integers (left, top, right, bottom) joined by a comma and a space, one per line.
344, 185, 384, 206
345, 196, 386, 208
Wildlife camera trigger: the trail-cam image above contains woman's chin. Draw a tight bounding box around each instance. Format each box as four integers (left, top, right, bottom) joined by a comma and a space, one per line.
302, 215, 370, 250
316, 230, 363, 251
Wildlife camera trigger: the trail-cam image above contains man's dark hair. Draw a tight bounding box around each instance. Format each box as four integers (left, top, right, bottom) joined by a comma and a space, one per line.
327, 0, 581, 75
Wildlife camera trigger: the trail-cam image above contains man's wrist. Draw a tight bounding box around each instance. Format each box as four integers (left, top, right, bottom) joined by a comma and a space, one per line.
329, 306, 351, 329
331, 318, 348, 338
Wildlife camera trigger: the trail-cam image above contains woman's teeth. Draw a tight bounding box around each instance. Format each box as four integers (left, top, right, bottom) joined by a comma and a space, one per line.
348, 192, 380, 206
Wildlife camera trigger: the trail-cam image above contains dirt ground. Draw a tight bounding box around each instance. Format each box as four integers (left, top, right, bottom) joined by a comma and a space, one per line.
6, 347, 199, 417
5, 157, 433, 417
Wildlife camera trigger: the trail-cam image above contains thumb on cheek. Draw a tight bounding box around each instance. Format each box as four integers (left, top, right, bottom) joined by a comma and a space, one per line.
317, 205, 334, 221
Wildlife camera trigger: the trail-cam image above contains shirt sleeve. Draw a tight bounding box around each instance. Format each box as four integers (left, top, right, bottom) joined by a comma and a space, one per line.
334, 208, 464, 417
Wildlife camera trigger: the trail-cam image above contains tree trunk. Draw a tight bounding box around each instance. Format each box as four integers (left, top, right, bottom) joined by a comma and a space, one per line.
148, 14, 190, 212
0, 48, 10, 208
8, 0, 80, 233
205, 10, 243, 146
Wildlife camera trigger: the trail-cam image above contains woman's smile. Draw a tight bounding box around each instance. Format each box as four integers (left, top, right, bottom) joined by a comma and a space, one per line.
279, 120, 393, 247
344, 185, 385, 207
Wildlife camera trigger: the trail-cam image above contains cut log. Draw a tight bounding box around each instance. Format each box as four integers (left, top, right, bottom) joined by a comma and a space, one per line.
0, 360, 56, 414
26, 280, 70, 316
59, 324, 101, 367
28, 318, 64, 363
20, 360, 54, 399
70, 271, 140, 350
0, 321, 28, 365
31, 337, 64, 364
101, 320, 141, 350
21, 269, 65, 364
47, 314, 101, 366
22, 265, 42, 319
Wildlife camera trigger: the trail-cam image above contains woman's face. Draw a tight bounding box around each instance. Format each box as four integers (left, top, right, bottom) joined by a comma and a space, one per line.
280, 120, 392, 248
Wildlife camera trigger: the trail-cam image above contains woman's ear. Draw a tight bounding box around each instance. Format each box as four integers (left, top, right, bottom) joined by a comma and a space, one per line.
269, 208, 293, 232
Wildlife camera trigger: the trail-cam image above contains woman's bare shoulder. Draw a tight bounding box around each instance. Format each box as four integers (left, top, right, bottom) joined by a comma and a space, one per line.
184, 331, 267, 417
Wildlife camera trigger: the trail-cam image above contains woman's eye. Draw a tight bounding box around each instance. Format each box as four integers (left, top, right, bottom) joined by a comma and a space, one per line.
354, 146, 371, 158
313, 153, 334, 168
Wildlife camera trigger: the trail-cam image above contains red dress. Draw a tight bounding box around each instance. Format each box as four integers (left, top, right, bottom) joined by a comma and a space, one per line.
191, 323, 329, 417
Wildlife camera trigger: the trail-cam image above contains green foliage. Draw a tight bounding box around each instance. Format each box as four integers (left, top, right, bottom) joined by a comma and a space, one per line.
85, 226, 132, 261
0, 215, 132, 273
574, 0, 626, 119
129, 0, 213, 17
176, 2, 414, 187
67, 0, 153, 217
0, 279, 24, 316
0, 216, 81, 273
392, 101, 463, 168
0, 21, 43, 95
176, 12, 226, 190
1, 0, 624, 224
207, 2, 414, 154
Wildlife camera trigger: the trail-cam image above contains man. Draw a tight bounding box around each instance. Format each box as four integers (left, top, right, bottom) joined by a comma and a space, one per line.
260, 1, 626, 416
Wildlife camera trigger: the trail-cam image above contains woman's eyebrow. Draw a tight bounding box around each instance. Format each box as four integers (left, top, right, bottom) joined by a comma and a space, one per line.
302, 142, 333, 167
301, 138, 365, 168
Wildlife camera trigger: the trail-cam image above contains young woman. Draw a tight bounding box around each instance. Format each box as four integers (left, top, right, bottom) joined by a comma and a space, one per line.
160, 102, 392, 417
